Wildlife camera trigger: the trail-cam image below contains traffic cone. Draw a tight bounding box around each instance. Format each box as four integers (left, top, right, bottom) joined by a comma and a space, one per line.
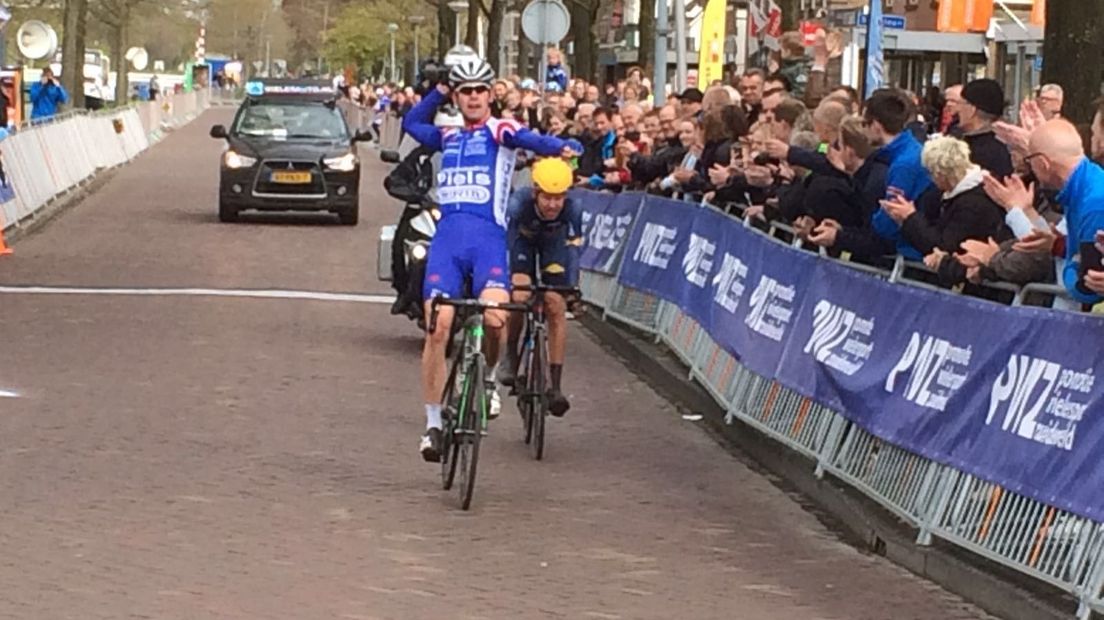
0, 217, 12, 256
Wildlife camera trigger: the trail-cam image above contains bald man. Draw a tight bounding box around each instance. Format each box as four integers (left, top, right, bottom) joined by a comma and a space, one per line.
984, 119, 1104, 302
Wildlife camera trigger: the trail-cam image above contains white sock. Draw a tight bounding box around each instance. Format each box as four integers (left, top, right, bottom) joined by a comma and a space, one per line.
425, 404, 442, 430
487, 366, 497, 384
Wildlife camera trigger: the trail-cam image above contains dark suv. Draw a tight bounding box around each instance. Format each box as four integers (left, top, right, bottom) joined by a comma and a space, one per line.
210, 79, 366, 225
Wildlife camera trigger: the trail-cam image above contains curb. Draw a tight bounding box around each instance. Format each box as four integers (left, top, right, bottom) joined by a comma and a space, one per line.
580, 312, 1081, 620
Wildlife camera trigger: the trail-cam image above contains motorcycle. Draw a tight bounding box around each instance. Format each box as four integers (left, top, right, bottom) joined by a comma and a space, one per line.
378, 148, 439, 328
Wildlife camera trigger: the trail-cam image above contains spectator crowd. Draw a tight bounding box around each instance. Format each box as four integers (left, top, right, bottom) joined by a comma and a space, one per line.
357, 33, 1104, 311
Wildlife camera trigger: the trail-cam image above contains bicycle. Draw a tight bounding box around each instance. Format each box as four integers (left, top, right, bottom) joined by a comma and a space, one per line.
429, 296, 529, 510
511, 284, 581, 461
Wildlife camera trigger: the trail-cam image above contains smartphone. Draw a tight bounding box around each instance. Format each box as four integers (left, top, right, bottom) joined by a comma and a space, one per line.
682, 152, 699, 170
1077, 241, 1104, 295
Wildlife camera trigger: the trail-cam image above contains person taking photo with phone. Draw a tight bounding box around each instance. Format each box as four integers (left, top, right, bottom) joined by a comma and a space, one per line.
30, 67, 69, 122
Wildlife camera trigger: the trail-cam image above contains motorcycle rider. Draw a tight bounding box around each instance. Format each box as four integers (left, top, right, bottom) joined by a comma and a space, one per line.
402, 56, 583, 462
498, 158, 584, 416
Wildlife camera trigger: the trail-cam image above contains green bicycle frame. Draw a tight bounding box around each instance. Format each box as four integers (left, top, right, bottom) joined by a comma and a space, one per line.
455, 322, 488, 429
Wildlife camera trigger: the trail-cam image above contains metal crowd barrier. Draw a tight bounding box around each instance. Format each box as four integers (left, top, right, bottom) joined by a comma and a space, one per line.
578, 197, 1104, 619
0, 89, 210, 235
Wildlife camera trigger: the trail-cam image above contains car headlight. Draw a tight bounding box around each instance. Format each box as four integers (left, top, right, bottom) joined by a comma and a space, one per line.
324, 152, 358, 172
430, 208, 441, 221
410, 243, 429, 261
223, 150, 257, 169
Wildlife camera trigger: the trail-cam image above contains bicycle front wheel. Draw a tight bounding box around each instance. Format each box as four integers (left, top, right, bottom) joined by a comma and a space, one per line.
529, 326, 548, 461
518, 325, 535, 445
440, 325, 470, 491
456, 358, 485, 510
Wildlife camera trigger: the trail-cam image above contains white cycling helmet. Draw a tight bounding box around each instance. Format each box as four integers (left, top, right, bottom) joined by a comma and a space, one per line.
443, 44, 479, 68
448, 57, 495, 90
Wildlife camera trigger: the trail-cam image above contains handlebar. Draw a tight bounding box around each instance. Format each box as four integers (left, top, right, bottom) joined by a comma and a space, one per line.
511, 284, 582, 296
428, 296, 532, 334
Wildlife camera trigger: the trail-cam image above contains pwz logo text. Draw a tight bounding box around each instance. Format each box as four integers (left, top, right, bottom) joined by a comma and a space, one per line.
803, 300, 874, 376
985, 354, 1094, 451
633, 222, 678, 269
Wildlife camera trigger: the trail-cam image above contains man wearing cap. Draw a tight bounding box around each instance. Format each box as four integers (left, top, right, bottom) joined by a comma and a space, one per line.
679, 88, 704, 120
959, 78, 1014, 177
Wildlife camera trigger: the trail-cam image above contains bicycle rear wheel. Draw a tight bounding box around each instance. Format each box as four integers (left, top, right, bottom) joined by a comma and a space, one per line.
456, 357, 485, 510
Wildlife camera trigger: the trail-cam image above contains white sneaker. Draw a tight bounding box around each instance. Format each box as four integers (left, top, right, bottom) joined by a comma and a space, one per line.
487, 386, 501, 420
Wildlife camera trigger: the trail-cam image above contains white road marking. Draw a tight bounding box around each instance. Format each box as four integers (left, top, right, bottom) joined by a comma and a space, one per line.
0, 286, 394, 304
0, 389, 19, 398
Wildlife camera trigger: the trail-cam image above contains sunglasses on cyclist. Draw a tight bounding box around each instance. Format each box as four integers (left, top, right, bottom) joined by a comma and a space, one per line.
457, 85, 490, 96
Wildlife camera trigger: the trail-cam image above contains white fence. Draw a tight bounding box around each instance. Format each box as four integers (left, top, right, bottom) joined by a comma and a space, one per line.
0, 89, 211, 236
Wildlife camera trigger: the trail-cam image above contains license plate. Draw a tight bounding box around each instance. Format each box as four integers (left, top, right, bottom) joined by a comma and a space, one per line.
272, 171, 311, 184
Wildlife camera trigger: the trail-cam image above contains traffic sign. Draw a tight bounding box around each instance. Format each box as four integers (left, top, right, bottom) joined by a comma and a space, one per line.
521, 0, 571, 45
858, 14, 906, 29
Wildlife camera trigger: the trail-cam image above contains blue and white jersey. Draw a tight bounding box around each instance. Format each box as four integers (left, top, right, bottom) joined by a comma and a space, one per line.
403, 89, 582, 228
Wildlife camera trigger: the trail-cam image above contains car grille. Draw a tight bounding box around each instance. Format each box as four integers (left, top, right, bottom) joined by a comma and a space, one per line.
253, 160, 325, 196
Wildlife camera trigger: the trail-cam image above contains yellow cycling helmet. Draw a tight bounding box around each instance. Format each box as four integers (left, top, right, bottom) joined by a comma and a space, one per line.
531, 158, 574, 195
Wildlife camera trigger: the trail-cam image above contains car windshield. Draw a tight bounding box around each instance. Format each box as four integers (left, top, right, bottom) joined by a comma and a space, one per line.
234, 102, 348, 139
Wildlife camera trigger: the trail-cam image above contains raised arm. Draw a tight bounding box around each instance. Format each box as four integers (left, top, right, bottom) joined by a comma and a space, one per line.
493, 118, 582, 157
401, 87, 445, 150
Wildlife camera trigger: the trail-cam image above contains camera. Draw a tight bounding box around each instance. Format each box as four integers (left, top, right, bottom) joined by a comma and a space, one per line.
753, 152, 781, 167
624, 130, 641, 142
416, 60, 446, 95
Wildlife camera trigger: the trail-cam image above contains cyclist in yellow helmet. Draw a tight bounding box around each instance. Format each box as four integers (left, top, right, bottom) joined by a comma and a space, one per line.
499, 157, 584, 416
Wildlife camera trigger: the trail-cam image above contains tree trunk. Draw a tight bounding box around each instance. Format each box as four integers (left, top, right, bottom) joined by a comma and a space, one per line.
112, 10, 128, 106
517, 37, 530, 80
569, 0, 599, 82
61, 0, 88, 109
1042, 0, 1104, 127
637, 0, 655, 75
466, 0, 480, 50
488, 0, 507, 74
779, 0, 800, 32
439, 1, 454, 57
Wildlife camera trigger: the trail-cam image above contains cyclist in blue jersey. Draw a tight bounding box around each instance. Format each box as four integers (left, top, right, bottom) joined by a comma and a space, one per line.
498, 158, 584, 416
402, 57, 583, 462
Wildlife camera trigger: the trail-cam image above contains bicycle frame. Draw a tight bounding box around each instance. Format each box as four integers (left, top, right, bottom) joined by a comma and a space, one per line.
429, 295, 529, 508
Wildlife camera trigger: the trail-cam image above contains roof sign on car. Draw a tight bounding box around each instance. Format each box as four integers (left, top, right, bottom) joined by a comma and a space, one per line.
245, 80, 336, 97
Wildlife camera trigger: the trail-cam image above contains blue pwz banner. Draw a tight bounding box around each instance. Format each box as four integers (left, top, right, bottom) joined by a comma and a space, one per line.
613, 194, 1104, 522
574, 190, 643, 275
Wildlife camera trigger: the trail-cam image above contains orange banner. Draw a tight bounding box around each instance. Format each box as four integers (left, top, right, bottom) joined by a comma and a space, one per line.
1030, 0, 1046, 26
937, 0, 968, 32
938, 0, 994, 33
966, 0, 994, 32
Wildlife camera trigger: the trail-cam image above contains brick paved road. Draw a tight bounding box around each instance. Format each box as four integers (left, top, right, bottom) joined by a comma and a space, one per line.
0, 111, 997, 619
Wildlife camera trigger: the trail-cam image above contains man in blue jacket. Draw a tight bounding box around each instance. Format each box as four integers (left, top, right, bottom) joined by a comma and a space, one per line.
984, 119, 1104, 305
810, 90, 934, 259
30, 68, 69, 121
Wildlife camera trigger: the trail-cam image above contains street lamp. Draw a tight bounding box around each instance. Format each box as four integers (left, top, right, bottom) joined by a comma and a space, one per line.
387, 22, 399, 83
447, 0, 469, 47
408, 15, 426, 84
